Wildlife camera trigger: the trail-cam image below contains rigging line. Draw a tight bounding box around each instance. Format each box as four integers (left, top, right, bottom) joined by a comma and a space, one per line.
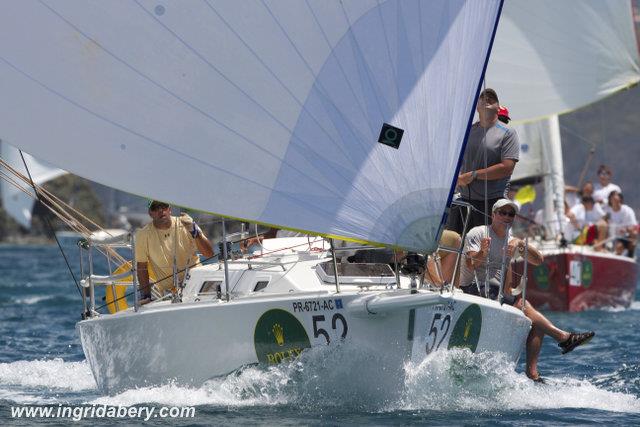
18, 150, 83, 301
1, 159, 125, 263
39, 2, 345, 202
0, 170, 36, 197
559, 124, 598, 148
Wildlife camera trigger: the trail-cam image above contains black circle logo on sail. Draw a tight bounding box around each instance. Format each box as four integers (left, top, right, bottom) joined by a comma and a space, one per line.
448, 304, 482, 353
254, 309, 310, 364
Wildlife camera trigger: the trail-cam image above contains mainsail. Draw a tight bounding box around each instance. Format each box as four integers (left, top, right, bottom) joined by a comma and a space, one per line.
0, 1, 503, 252
0, 142, 67, 228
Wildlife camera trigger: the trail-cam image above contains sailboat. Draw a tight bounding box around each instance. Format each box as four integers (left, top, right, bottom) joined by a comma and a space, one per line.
486, 0, 640, 311
508, 116, 638, 311
0, 1, 541, 392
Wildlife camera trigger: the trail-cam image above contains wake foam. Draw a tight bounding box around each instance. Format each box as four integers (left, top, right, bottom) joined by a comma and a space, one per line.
599, 300, 640, 312
3, 348, 639, 414
402, 349, 640, 413
0, 359, 95, 392
93, 346, 640, 414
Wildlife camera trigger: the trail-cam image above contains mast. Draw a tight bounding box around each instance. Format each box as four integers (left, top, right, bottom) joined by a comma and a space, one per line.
541, 115, 565, 241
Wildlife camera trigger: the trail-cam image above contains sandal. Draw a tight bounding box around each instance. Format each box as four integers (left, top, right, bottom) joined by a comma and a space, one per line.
527, 373, 546, 384
558, 331, 595, 354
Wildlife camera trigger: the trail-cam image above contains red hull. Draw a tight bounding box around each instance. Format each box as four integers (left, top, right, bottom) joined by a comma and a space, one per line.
513, 250, 637, 312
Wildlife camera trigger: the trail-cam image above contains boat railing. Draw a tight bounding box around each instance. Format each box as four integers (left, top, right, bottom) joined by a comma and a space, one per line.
78, 231, 139, 318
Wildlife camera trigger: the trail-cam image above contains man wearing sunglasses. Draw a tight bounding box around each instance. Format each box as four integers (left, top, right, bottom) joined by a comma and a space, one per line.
459, 199, 594, 382
136, 200, 214, 303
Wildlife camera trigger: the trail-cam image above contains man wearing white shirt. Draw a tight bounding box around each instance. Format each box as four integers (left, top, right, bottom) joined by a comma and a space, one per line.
570, 196, 605, 229
605, 192, 637, 236
593, 165, 621, 205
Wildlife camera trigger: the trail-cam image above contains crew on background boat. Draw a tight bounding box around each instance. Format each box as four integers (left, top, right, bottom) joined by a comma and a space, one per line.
593, 164, 622, 205
604, 191, 637, 257
447, 88, 520, 235
135, 200, 214, 303
459, 199, 595, 382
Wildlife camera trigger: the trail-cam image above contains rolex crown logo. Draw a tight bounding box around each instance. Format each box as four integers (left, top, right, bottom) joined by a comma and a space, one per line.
464, 319, 472, 340
272, 323, 285, 346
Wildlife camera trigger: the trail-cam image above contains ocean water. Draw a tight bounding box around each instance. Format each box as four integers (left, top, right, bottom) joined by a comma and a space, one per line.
0, 243, 639, 425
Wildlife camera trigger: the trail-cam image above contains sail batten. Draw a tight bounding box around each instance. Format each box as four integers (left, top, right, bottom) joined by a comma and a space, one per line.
0, 0, 502, 251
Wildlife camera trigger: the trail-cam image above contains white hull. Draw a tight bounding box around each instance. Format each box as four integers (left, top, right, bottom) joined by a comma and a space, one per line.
78, 289, 530, 392
78, 238, 530, 393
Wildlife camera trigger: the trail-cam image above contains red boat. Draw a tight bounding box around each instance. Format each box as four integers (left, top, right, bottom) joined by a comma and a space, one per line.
513, 244, 637, 312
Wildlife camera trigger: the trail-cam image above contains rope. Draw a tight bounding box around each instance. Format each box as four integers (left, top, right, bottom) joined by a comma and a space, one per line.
18, 151, 84, 302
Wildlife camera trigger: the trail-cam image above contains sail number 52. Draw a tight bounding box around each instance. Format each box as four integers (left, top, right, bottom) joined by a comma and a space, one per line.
425, 313, 451, 354
312, 313, 348, 344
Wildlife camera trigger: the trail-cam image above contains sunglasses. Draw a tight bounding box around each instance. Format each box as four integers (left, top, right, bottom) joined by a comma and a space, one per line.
497, 210, 516, 218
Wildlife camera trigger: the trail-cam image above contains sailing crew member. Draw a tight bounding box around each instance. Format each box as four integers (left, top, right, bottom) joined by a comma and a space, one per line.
459, 199, 595, 382
604, 191, 637, 256
447, 88, 520, 235
593, 164, 622, 205
135, 200, 214, 303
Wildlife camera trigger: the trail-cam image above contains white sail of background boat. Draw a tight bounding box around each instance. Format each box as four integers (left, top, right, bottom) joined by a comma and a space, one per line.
0, 142, 67, 228
489, 0, 640, 311
487, 0, 640, 122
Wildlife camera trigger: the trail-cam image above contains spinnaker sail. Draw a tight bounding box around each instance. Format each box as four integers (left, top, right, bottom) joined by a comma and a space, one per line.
0, 0, 503, 251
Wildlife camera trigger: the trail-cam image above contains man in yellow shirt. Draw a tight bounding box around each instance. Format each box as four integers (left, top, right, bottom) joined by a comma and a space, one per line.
136, 200, 214, 302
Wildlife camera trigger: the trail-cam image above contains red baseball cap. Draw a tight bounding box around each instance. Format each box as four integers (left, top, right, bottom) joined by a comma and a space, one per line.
498, 105, 510, 120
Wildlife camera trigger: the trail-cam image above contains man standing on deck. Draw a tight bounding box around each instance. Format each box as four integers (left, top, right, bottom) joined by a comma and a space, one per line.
136, 200, 214, 303
447, 88, 520, 235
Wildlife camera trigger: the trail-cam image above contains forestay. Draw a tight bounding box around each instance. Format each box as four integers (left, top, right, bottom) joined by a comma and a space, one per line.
488, 0, 640, 123
0, 0, 502, 252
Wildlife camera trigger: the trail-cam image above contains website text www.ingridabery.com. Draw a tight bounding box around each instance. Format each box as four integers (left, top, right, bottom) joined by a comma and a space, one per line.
11, 404, 196, 422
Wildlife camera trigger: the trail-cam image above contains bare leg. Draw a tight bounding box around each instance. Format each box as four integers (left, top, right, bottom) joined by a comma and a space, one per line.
525, 325, 544, 379
515, 299, 570, 342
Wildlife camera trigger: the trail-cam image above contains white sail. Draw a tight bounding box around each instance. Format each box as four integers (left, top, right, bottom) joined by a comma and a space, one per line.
488, 0, 640, 122
0, 0, 502, 252
0, 142, 67, 228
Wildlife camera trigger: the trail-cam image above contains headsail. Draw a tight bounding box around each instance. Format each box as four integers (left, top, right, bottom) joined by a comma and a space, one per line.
0, 1, 503, 252
0, 142, 67, 228
488, 0, 640, 122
